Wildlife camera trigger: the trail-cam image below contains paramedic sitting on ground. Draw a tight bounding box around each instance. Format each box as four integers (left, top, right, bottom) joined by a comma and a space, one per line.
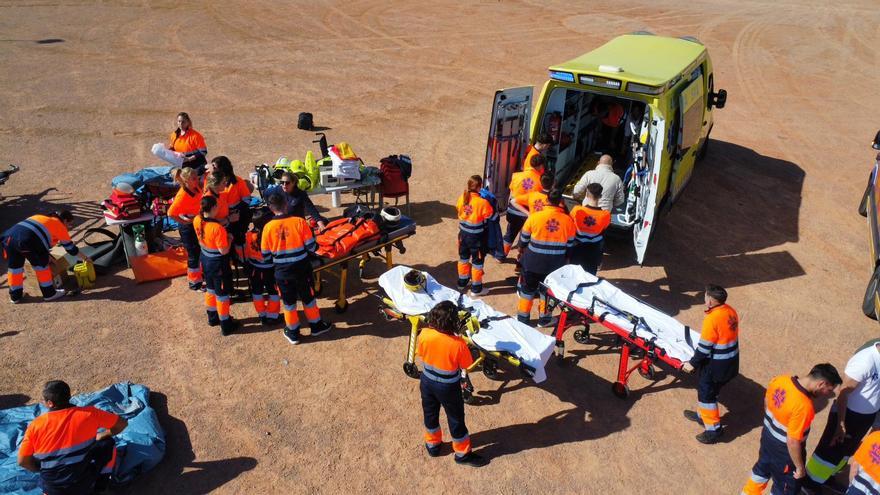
802, 340, 880, 492
264, 171, 327, 229
572, 154, 624, 211
262, 193, 332, 345
18, 380, 128, 495
417, 300, 488, 467
741, 364, 842, 495
1, 211, 91, 303
682, 284, 739, 444
168, 112, 207, 174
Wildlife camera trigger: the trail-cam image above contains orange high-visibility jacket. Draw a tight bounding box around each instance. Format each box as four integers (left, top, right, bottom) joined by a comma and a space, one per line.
520, 205, 576, 274
417, 327, 474, 384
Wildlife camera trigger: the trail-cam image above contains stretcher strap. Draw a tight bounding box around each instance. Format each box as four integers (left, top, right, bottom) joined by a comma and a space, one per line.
479, 315, 511, 328
565, 281, 603, 304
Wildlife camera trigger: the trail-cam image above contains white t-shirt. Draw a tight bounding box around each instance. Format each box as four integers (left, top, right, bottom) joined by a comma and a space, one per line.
845, 342, 880, 414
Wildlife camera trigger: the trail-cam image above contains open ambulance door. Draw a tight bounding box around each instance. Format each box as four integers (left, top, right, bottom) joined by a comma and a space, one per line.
483, 87, 533, 212
669, 74, 705, 201
633, 110, 665, 264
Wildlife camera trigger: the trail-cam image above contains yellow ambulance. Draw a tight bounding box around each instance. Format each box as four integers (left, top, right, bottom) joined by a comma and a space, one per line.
483, 33, 727, 263
858, 130, 880, 321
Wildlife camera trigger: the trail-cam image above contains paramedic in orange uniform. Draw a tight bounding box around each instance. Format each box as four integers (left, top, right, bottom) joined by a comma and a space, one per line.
1, 211, 90, 303
168, 112, 207, 174
203, 172, 230, 225
741, 365, 841, 495
522, 133, 554, 172
262, 193, 332, 345
417, 301, 488, 467
517, 189, 576, 327
168, 167, 204, 290
513, 172, 554, 216
569, 183, 611, 275
210, 156, 253, 261
455, 175, 495, 296
194, 195, 238, 335
847, 430, 880, 494
682, 285, 740, 444
244, 211, 280, 326
503, 154, 546, 258
18, 380, 127, 495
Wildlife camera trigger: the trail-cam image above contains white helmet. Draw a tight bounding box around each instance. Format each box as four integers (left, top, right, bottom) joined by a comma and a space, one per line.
380, 207, 401, 225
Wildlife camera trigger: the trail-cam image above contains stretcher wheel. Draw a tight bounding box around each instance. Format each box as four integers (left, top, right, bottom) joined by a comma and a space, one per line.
462, 388, 474, 404
612, 382, 629, 399
334, 301, 348, 314
403, 362, 420, 379
573, 328, 590, 345
638, 365, 656, 380
482, 360, 500, 380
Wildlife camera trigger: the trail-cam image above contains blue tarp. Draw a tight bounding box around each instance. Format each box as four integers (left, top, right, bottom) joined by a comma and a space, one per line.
111, 166, 175, 190
0, 382, 165, 494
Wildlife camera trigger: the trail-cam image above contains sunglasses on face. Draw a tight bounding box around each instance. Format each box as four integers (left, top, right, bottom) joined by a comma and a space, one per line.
279, 180, 292, 185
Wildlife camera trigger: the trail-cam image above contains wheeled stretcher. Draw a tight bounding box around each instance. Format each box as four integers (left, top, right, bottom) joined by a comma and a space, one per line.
541, 265, 700, 398
378, 266, 555, 402
311, 217, 416, 313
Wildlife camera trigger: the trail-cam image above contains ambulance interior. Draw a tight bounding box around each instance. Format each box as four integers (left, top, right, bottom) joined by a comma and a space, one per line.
539, 88, 649, 225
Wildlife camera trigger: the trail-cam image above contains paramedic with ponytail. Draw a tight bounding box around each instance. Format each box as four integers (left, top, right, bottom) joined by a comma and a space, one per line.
210, 156, 253, 261
203, 171, 230, 225
455, 175, 495, 296
1, 211, 90, 303
517, 188, 576, 326
261, 193, 332, 345
168, 112, 207, 174
168, 167, 204, 290
570, 183, 611, 275
682, 285, 739, 444
193, 195, 239, 336
417, 300, 488, 467
244, 211, 281, 326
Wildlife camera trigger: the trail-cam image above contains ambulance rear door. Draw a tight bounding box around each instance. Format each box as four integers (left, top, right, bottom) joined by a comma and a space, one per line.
633, 109, 665, 264
669, 72, 705, 201
483, 87, 533, 212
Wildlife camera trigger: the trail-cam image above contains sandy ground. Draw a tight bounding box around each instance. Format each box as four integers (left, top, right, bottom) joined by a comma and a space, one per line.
1, 0, 880, 493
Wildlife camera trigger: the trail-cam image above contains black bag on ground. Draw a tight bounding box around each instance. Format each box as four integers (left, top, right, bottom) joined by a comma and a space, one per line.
298, 112, 313, 130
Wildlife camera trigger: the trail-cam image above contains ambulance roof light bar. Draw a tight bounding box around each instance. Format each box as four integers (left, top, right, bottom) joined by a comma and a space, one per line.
549, 70, 575, 83
578, 74, 622, 90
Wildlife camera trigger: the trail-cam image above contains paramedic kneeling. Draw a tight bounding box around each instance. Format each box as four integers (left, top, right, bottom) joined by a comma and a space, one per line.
18, 380, 128, 495
741, 365, 842, 495
262, 193, 332, 345
1, 211, 90, 303
418, 301, 488, 467
682, 285, 739, 444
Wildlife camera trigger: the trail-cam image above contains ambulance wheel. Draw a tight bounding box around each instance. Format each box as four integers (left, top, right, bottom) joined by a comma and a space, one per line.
462, 388, 474, 404
334, 301, 348, 314
403, 362, 420, 379
638, 365, 656, 380
862, 266, 880, 320
573, 328, 590, 344
612, 382, 629, 399
482, 360, 500, 380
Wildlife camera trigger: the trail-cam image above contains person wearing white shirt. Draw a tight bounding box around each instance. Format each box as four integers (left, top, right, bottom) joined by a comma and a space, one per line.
803, 341, 880, 492
571, 154, 625, 211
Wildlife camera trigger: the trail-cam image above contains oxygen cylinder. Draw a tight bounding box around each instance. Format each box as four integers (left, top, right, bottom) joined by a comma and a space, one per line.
133, 224, 148, 257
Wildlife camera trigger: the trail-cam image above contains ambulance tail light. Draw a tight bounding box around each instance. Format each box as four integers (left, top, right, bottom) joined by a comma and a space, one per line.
627, 83, 664, 95
549, 71, 575, 83
578, 75, 622, 90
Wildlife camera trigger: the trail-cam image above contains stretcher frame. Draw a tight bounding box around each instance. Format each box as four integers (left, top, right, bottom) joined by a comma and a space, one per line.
378, 297, 535, 403
542, 281, 690, 399
312, 232, 413, 313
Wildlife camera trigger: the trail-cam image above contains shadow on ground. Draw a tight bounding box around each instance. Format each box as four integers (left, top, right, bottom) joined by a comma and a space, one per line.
123, 392, 257, 494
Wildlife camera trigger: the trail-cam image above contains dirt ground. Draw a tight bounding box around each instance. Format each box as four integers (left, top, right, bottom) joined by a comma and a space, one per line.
1, 0, 879, 493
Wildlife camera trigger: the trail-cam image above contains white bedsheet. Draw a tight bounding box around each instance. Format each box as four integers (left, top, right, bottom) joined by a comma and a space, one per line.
543, 265, 699, 362
151, 143, 184, 167
378, 266, 555, 383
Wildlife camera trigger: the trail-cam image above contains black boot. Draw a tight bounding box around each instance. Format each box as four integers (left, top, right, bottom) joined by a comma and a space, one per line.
220, 317, 239, 336
207, 311, 220, 327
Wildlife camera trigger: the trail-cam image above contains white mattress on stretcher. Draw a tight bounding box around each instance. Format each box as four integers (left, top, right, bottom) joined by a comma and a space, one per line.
378, 266, 555, 383
543, 265, 699, 363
